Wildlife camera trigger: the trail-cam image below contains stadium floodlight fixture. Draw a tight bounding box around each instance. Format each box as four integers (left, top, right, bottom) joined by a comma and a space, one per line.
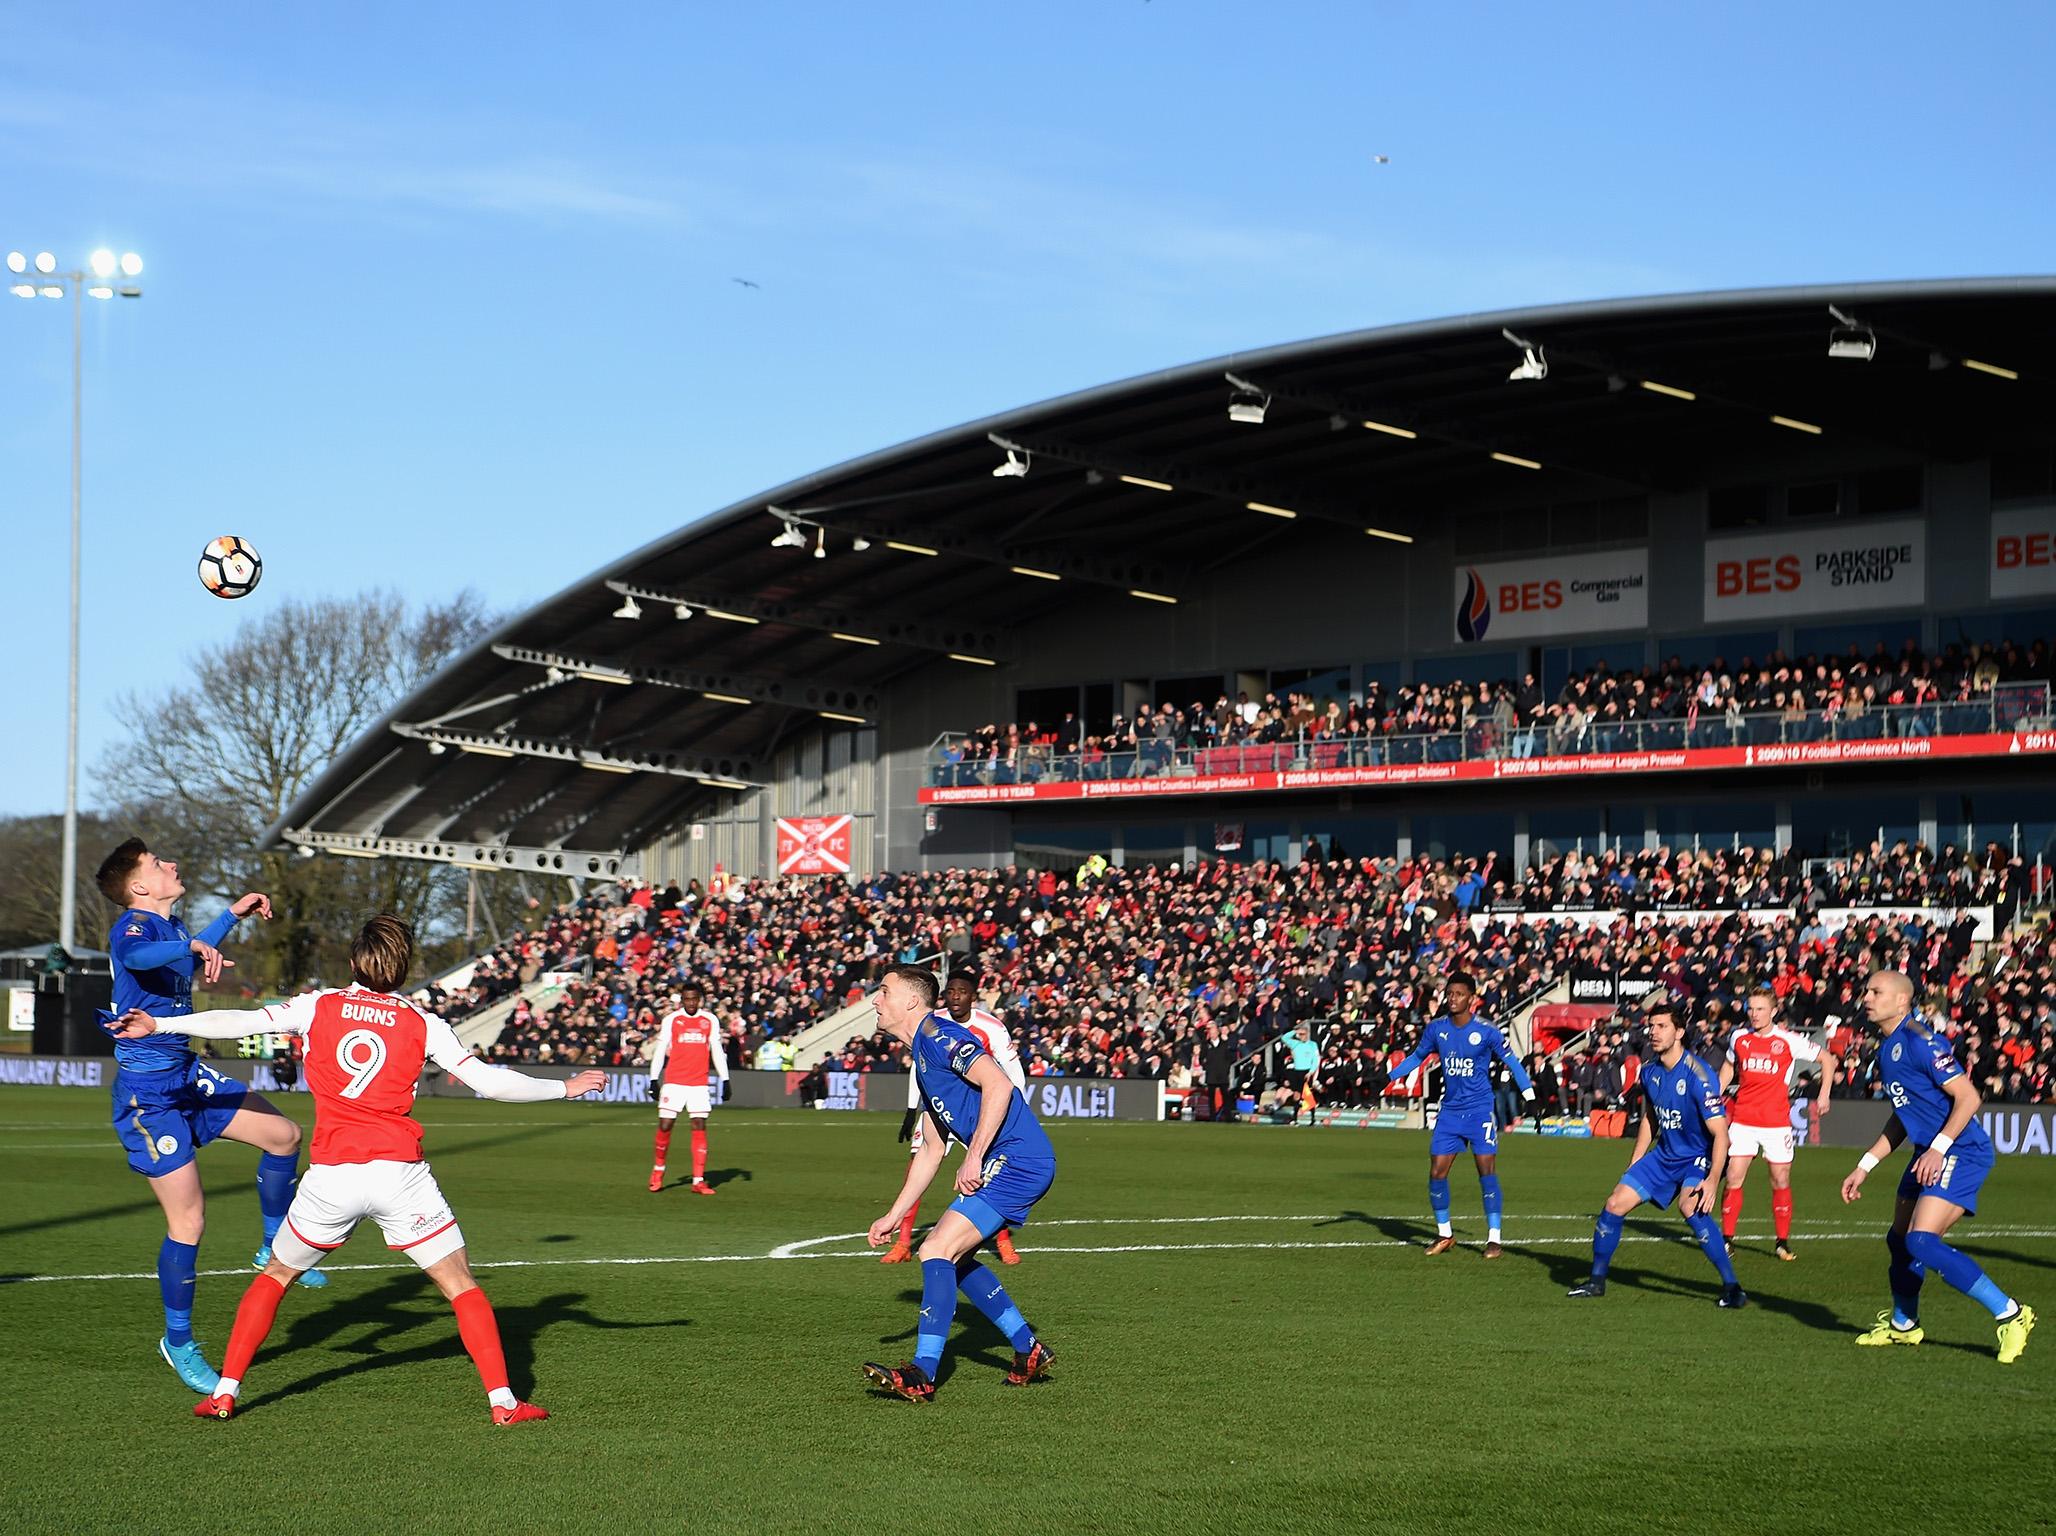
1961, 358, 2019, 380
119, 252, 142, 277
7, 283, 32, 299
1827, 305, 1876, 362
1361, 418, 1417, 439
581, 759, 636, 774
1639, 379, 1697, 401
611, 594, 643, 620
1365, 526, 1414, 543
89, 249, 117, 278
1490, 450, 1543, 469
1128, 588, 1178, 604
323, 844, 383, 859
458, 740, 518, 758
813, 527, 827, 559
831, 630, 882, 646
1010, 565, 1061, 581
851, 535, 872, 551
426, 740, 448, 754
769, 519, 808, 550
673, 602, 694, 620
992, 447, 1030, 478
885, 540, 938, 556
1770, 414, 1823, 435
704, 692, 752, 705
1119, 474, 1174, 491
544, 665, 567, 683
1225, 373, 1269, 425
33, 251, 55, 274
1246, 501, 1297, 519
820, 710, 867, 724
38, 285, 62, 299
4, 251, 24, 273
948, 652, 997, 666
86, 285, 113, 300
1503, 328, 1548, 381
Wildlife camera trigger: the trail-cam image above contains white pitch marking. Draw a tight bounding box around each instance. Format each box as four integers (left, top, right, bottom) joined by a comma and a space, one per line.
9, 1224, 2056, 1286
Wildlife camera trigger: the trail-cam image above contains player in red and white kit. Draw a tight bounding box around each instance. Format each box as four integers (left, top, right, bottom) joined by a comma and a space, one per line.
646, 981, 729, 1195
881, 970, 1028, 1266
111, 915, 605, 1425
1719, 987, 1839, 1261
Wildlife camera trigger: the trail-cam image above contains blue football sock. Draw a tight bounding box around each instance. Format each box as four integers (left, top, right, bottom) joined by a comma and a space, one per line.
1886, 1228, 1925, 1326
159, 1238, 198, 1345
1428, 1176, 1452, 1231
255, 1152, 299, 1244
1906, 1229, 2013, 1318
1687, 1212, 1739, 1286
957, 1259, 1035, 1352
913, 1259, 955, 1377
1478, 1173, 1503, 1233
1591, 1210, 1624, 1278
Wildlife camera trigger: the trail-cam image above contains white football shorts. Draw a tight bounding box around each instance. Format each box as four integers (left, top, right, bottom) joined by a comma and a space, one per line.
1727, 1122, 1795, 1164
658, 1083, 713, 1118
271, 1159, 466, 1270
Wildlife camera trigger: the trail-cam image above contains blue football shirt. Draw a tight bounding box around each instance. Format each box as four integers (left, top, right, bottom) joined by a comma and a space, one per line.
107, 907, 241, 1071
1388, 1015, 1534, 1116
1637, 1050, 1726, 1159
912, 1013, 1054, 1167
1878, 1016, 1993, 1154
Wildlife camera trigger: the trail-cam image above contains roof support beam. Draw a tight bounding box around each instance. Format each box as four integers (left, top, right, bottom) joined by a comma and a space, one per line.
603, 580, 1014, 663
491, 644, 880, 724
280, 828, 633, 879
390, 722, 764, 789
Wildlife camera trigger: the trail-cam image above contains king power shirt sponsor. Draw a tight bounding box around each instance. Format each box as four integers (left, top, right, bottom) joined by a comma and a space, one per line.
1704, 518, 1925, 621
1452, 547, 1647, 643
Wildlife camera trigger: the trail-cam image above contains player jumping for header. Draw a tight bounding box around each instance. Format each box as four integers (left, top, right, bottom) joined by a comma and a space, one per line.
646, 981, 729, 1194
1384, 972, 1536, 1258
111, 915, 607, 1423
1568, 999, 1747, 1307
1841, 969, 2034, 1363
882, 969, 1027, 1266
861, 965, 1056, 1401
1719, 986, 1838, 1261
95, 837, 326, 1399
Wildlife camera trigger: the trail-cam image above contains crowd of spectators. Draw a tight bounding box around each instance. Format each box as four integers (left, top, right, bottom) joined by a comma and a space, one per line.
935, 637, 2053, 783
431, 834, 2052, 1106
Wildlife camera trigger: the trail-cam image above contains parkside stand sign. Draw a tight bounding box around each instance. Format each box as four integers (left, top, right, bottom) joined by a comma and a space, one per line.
1705, 518, 1926, 621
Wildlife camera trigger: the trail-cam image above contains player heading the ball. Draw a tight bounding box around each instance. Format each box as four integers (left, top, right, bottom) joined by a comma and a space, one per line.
111, 914, 607, 1425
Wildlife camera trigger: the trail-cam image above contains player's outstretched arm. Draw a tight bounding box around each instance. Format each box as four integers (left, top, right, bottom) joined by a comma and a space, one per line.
1816, 1050, 1840, 1115
111, 997, 310, 1041
871, 1116, 947, 1246
1842, 1114, 1906, 1203
426, 1012, 595, 1103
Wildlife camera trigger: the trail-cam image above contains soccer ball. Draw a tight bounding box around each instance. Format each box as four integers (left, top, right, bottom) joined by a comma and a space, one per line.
198, 536, 262, 599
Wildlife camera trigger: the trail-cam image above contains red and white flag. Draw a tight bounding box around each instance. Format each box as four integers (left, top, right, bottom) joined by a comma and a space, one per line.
776, 814, 854, 875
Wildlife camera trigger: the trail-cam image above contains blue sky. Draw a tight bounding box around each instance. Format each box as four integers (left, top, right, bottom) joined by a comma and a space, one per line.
2, 0, 2050, 814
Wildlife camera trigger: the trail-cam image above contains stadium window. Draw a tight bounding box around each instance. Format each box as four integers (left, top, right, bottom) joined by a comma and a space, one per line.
1302, 815, 1399, 860
1855, 464, 1923, 516
1529, 809, 1611, 863
1657, 630, 1780, 672
1270, 664, 1352, 705
1539, 642, 1642, 698
1083, 682, 1116, 734
1361, 659, 1402, 693
1016, 684, 1081, 729
1014, 823, 1113, 873
1708, 484, 1771, 530
1416, 650, 1518, 687
1789, 795, 1919, 859
1120, 822, 1188, 870
1785, 481, 1841, 520
1793, 618, 1920, 660
1413, 811, 1514, 865
1596, 498, 1648, 541
1155, 673, 1224, 711
1654, 801, 1778, 855
1990, 447, 2056, 503
1939, 604, 2056, 647
1214, 819, 1293, 865
1548, 504, 1599, 548
1948, 791, 2056, 869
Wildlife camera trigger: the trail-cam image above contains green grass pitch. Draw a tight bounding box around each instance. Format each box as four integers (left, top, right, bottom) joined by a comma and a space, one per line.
3, 1086, 2053, 1535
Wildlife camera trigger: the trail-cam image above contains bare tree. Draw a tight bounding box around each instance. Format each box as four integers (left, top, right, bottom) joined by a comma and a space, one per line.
96, 590, 501, 992
0, 812, 123, 951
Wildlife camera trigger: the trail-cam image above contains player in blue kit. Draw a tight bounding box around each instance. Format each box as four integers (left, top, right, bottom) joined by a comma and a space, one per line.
1568, 999, 1746, 1307
861, 965, 1056, 1401
1840, 969, 2034, 1363
96, 838, 324, 1398
1384, 973, 1536, 1258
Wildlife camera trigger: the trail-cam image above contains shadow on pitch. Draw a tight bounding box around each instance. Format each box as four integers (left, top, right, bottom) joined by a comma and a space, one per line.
239, 1275, 691, 1412
1959, 1242, 2056, 1275
0, 1195, 164, 1241
867, 1288, 1011, 1389
1314, 1209, 1421, 1246
705, 1167, 753, 1189
1507, 1232, 1844, 1331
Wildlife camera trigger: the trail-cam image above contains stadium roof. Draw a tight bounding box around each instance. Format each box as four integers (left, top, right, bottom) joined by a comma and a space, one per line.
268, 276, 2056, 874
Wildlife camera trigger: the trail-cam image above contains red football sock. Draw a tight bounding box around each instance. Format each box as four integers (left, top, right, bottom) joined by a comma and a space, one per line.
690, 1127, 708, 1182
899, 1202, 920, 1244
1721, 1187, 1745, 1239
220, 1273, 288, 1388
452, 1287, 509, 1397
1772, 1187, 1793, 1243
651, 1126, 671, 1171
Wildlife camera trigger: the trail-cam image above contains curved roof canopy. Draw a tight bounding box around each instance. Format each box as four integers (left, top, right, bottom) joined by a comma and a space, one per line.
271, 277, 2056, 872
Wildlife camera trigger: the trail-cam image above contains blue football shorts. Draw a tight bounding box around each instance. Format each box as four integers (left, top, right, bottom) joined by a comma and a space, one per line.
949, 1150, 1057, 1236
111, 1059, 249, 1177
1897, 1138, 1995, 1215
1621, 1147, 1713, 1209
1429, 1105, 1500, 1156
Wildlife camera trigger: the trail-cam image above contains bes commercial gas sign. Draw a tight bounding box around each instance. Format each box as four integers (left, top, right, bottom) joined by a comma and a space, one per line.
1704, 518, 1925, 622
1452, 548, 1647, 643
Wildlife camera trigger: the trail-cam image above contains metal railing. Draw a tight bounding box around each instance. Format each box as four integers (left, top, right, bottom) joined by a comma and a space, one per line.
928, 684, 2051, 787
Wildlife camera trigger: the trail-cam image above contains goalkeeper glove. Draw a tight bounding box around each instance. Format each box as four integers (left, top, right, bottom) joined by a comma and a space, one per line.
898, 1109, 920, 1143
646, 1079, 659, 1101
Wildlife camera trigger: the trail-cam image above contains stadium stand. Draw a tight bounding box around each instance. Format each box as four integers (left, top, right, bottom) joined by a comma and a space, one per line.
423, 842, 2053, 1108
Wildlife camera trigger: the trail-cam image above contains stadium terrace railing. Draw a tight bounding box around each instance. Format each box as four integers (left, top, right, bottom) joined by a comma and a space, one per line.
926, 683, 2052, 788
